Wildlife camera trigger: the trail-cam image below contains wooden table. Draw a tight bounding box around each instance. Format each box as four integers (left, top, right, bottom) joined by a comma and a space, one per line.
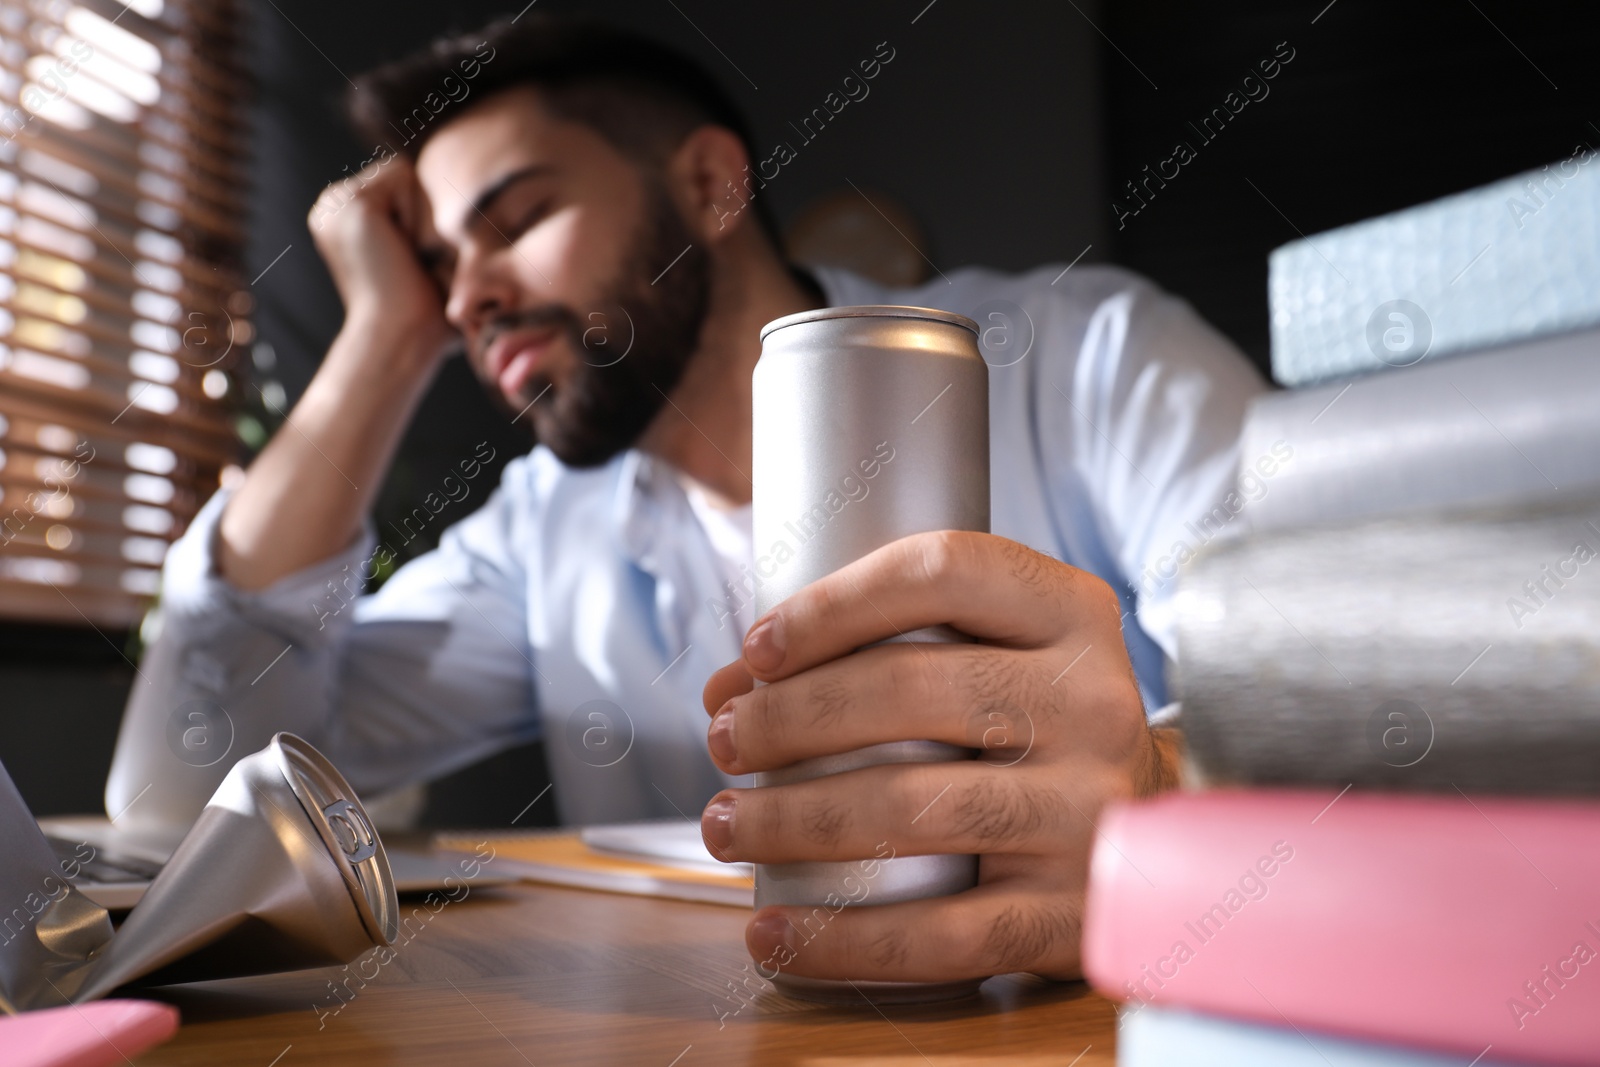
137, 879, 1118, 1065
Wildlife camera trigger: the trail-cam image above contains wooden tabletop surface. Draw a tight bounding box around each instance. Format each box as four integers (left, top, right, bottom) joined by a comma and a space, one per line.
134, 877, 1118, 1066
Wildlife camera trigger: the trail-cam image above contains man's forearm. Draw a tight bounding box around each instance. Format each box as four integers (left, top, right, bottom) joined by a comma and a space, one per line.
219, 314, 440, 591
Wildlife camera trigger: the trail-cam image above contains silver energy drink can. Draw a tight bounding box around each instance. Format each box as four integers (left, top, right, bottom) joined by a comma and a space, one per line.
65, 733, 398, 1005
751, 305, 989, 1003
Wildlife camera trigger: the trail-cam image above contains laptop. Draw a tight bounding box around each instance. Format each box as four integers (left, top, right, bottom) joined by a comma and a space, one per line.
39, 812, 514, 910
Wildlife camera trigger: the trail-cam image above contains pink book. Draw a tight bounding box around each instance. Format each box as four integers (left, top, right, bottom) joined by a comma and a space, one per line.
1, 1000, 179, 1067
1083, 790, 1600, 1067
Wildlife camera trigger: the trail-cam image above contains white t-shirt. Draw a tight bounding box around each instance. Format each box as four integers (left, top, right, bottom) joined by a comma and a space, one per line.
682, 481, 757, 640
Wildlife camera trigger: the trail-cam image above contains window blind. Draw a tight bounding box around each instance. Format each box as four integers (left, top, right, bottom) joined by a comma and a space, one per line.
0, 0, 248, 628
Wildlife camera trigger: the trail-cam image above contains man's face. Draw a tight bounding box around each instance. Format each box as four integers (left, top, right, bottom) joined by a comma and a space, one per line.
415, 86, 709, 467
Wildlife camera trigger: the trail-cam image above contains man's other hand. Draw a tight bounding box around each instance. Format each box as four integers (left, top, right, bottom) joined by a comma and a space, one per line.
308, 153, 453, 366
700, 531, 1182, 983
220, 155, 457, 590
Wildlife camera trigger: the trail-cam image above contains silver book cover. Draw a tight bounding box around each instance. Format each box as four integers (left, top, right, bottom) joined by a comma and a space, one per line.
1176, 499, 1600, 793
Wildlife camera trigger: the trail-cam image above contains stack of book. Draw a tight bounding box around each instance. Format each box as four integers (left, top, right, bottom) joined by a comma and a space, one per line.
1084, 157, 1600, 1066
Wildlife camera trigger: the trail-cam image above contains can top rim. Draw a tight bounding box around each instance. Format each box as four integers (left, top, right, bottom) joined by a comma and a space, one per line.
272, 732, 400, 946
759, 304, 979, 341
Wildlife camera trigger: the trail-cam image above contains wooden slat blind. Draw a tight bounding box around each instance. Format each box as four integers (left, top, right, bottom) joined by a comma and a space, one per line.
0, 0, 249, 627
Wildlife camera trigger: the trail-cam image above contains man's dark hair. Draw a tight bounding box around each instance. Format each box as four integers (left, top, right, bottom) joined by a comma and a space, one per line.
348, 14, 778, 239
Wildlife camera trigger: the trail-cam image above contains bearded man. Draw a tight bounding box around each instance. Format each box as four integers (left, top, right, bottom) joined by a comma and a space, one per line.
110, 15, 1264, 985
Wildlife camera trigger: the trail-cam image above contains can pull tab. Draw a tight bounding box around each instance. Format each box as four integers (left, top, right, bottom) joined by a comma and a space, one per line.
322, 798, 378, 864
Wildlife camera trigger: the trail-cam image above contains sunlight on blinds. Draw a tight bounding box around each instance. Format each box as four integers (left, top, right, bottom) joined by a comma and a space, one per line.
0, 0, 248, 627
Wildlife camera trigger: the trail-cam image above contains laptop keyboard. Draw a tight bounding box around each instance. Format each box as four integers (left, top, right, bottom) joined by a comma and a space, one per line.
47, 835, 165, 884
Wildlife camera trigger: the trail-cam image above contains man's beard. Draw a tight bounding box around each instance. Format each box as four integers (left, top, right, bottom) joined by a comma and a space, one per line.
476, 185, 711, 468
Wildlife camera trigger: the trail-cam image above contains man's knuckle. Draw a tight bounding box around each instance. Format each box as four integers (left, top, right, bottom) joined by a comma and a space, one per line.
950, 776, 1048, 849
966, 698, 1001, 749
960, 651, 1047, 730
960, 648, 1025, 698
999, 539, 1058, 598
806, 579, 852, 634
804, 670, 856, 732
739, 685, 781, 761
799, 797, 851, 848
884, 649, 939, 715
979, 902, 1081, 972
864, 926, 912, 969
1074, 570, 1122, 619
752, 787, 795, 847
915, 529, 972, 585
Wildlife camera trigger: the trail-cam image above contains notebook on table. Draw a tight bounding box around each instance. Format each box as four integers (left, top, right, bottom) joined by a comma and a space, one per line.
435, 819, 754, 908
39, 813, 514, 910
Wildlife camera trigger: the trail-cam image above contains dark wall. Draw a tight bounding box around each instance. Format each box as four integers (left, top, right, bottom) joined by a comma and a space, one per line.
1103, 0, 1600, 371
0, 624, 133, 817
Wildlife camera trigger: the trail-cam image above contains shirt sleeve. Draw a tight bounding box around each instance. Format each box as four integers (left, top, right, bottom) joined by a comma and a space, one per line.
1057, 274, 1268, 664
105, 463, 540, 830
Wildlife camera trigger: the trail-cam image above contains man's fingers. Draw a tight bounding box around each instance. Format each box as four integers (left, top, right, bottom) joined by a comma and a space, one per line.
700, 762, 1093, 862
740, 531, 1118, 683
703, 659, 755, 716
707, 643, 1052, 774
744, 882, 1083, 984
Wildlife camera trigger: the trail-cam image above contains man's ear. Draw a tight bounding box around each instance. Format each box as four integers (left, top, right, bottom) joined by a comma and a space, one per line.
665, 125, 760, 247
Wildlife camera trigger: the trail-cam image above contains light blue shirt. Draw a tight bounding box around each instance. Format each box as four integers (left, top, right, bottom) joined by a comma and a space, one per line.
107, 265, 1265, 830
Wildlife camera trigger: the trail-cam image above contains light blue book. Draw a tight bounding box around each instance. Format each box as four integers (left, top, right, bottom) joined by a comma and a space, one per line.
1267, 151, 1600, 387
1120, 1006, 1529, 1067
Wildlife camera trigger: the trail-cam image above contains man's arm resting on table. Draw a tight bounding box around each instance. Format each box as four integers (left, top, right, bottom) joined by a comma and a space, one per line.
108, 466, 541, 823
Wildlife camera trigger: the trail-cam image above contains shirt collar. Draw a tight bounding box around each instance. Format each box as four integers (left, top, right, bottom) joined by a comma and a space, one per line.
612, 449, 663, 571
